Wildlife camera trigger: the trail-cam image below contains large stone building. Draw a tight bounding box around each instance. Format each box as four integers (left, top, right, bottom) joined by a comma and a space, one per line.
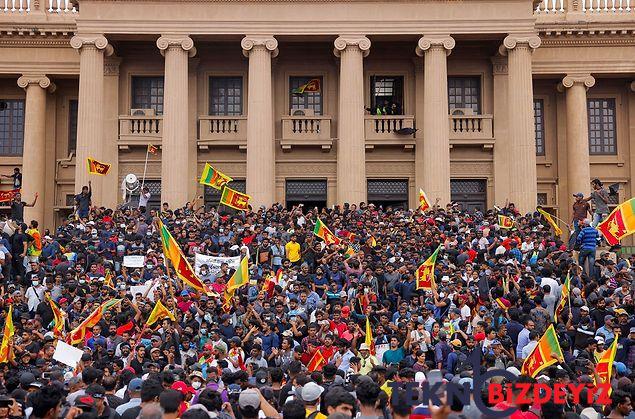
0, 0, 634, 229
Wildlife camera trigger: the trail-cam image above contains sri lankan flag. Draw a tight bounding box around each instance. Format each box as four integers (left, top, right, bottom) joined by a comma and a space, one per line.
369, 236, 377, 247
498, 215, 514, 229
307, 349, 326, 372
521, 324, 563, 377
146, 300, 175, 326
419, 189, 431, 212
597, 198, 635, 245
220, 186, 250, 211
314, 218, 340, 246
227, 256, 249, 292
48, 297, 65, 338
147, 144, 158, 155
292, 78, 320, 94
416, 245, 441, 290
554, 273, 570, 322
200, 163, 233, 190
68, 300, 119, 345
87, 157, 111, 175
365, 317, 376, 355
158, 219, 207, 293
104, 270, 114, 290
537, 207, 563, 236
0, 306, 15, 363
596, 335, 618, 394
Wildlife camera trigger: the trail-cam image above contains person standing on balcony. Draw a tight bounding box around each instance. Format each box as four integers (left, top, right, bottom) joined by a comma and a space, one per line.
586, 179, 609, 227
577, 219, 599, 278
74, 180, 92, 220
10, 191, 38, 224
569, 192, 591, 249
2, 167, 22, 189
138, 187, 151, 214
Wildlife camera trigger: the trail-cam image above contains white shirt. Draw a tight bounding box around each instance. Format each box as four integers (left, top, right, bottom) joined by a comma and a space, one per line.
522, 340, 538, 359
539, 276, 559, 298
139, 191, 151, 207
25, 284, 44, 312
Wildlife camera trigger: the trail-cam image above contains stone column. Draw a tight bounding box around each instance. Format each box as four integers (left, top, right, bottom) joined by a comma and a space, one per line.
500, 35, 541, 213
70, 35, 112, 205
103, 58, 121, 209
334, 35, 370, 205
416, 36, 455, 206
242, 36, 278, 207
559, 74, 595, 217
17, 75, 54, 225
157, 35, 196, 207
491, 55, 510, 205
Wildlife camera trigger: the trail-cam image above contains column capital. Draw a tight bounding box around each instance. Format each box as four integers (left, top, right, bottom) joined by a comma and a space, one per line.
70, 35, 114, 56
241, 35, 279, 58
17, 74, 56, 93
415, 36, 455, 57
499, 34, 541, 55
558, 74, 596, 92
333, 35, 371, 58
157, 35, 196, 57
490, 55, 508, 75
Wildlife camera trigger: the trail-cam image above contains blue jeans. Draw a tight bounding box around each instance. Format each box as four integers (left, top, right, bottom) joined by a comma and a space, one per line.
579, 249, 596, 278
568, 220, 580, 249
592, 212, 607, 227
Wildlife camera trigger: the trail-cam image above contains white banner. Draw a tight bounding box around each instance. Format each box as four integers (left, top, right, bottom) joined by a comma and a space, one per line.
53, 340, 84, 369
123, 255, 145, 268
194, 254, 241, 277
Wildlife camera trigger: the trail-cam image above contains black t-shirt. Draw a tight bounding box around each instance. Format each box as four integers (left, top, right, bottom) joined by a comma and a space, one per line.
119, 406, 141, 419
10, 233, 27, 256
11, 173, 21, 189
75, 191, 91, 212
10, 201, 26, 222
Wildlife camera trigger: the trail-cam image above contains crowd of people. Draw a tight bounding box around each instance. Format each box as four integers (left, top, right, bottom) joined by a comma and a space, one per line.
0, 186, 633, 419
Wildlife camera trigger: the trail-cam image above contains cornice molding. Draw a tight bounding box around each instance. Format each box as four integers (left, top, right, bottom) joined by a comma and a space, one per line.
333, 35, 371, 58
241, 35, 278, 58
415, 35, 455, 57
0, 38, 73, 47
540, 37, 635, 47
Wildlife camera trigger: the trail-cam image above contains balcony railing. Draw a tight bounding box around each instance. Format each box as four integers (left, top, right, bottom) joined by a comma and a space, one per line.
449, 114, 494, 148
280, 116, 333, 150
198, 116, 247, 149
118, 115, 162, 148
2, 0, 76, 13
364, 115, 415, 149
535, 0, 633, 15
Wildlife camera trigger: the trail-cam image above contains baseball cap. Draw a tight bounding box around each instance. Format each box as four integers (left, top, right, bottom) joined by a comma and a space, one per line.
85, 384, 106, 399
238, 388, 261, 409
128, 378, 143, 392
75, 396, 96, 409
573, 192, 584, 198
254, 370, 268, 387
171, 381, 196, 395
630, 327, 635, 334
301, 382, 324, 402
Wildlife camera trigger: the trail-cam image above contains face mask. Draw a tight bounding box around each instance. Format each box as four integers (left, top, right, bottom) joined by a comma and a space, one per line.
191, 381, 202, 390
201, 270, 208, 275
147, 264, 154, 269
32, 281, 39, 286
79, 279, 86, 284
200, 329, 207, 335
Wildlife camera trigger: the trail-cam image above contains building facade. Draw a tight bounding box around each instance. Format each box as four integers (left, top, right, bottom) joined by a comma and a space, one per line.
0, 0, 634, 229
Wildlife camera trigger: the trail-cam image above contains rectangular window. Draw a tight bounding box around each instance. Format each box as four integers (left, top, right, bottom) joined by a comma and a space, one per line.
0, 99, 25, 156
448, 77, 481, 114
131, 76, 164, 115
290, 76, 323, 115
209, 76, 243, 116
588, 98, 616, 155
370, 76, 404, 115
534, 99, 545, 156
68, 99, 78, 154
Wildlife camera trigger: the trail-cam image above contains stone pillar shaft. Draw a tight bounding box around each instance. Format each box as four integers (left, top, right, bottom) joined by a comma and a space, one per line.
502, 35, 541, 213
334, 36, 370, 205
242, 36, 278, 207
562, 74, 595, 216
71, 35, 110, 203
416, 36, 455, 206
18, 75, 51, 224
157, 35, 195, 207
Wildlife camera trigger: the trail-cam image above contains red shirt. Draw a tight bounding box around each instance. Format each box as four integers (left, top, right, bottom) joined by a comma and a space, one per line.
330, 320, 347, 337
318, 345, 336, 362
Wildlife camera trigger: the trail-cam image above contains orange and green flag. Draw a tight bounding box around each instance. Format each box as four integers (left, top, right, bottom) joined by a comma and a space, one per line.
498, 215, 514, 229
596, 335, 618, 394
313, 218, 340, 246
158, 219, 207, 293
292, 78, 321, 94
146, 300, 175, 326
307, 349, 326, 372
419, 189, 431, 212
537, 207, 563, 236
521, 324, 563, 377
227, 256, 249, 292
416, 245, 441, 290
220, 186, 250, 211
597, 197, 635, 245
68, 300, 113, 345
554, 273, 570, 322
199, 163, 233, 190
87, 157, 111, 175
0, 305, 15, 363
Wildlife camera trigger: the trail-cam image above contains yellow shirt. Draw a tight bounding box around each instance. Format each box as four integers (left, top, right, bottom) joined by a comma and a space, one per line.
285, 241, 301, 263
305, 409, 327, 419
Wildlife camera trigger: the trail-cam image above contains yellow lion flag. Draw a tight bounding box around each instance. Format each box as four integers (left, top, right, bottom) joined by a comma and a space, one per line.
87, 158, 111, 175
146, 300, 175, 326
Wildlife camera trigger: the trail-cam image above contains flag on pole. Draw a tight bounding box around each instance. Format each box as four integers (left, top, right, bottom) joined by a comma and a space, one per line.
87, 158, 111, 175
0, 306, 15, 363
158, 219, 207, 293
520, 324, 563, 377
220, 186, 251, 211
147, 144, 158, 155
313, 218, 340, 246
292, 78, 321, 94
146, 300, 175, 326
227, 256, 249, 292
416, 246, 441, 290
419, 189, 431, 212
369, 236, 377, 247
104, 270, 114, 290
68, 299, 120, 345
597, 198, 635, 245
365, 317, 376, 355
48, 297, 65, 338
596, 335, 618, 394
307, 349, 326, 372
537, 207, 563, 236
200, 163, 233, 190
498, 215, 514, 229
554, 273, 570, 322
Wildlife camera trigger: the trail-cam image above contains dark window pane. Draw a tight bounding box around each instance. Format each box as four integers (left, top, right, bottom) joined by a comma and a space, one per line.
370, 76, 404, 114
131, 77, 164, 115
0, 99, 25, 156
209, 77, 243, 116
534, 99, 545, 156
290, 76, 323, 115
587, 98, 616, 155
448, 77, 481, 114
68, 100, 78, 154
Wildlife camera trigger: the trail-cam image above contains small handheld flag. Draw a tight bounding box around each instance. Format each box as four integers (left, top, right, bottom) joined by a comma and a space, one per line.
419, 189, 431, 212
416, 245, 441, 290
220, 186, 250, 211
87, 158, 111, 175
147, 144, 158, 155
313, 218, 340, 246
498, 215, 514, 229
597, 198, 635, 245
537, 207, 563, 236
520, 324, 563, 377
146, 300, 176, 326
200, 163, 233, 190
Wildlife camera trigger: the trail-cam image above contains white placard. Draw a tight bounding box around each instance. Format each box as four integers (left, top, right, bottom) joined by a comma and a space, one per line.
53, 340, 84, 368
123, 255, 145, 268
375, 343, 390, 365
194, 254, 240, 276
130, 284, 152, 300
